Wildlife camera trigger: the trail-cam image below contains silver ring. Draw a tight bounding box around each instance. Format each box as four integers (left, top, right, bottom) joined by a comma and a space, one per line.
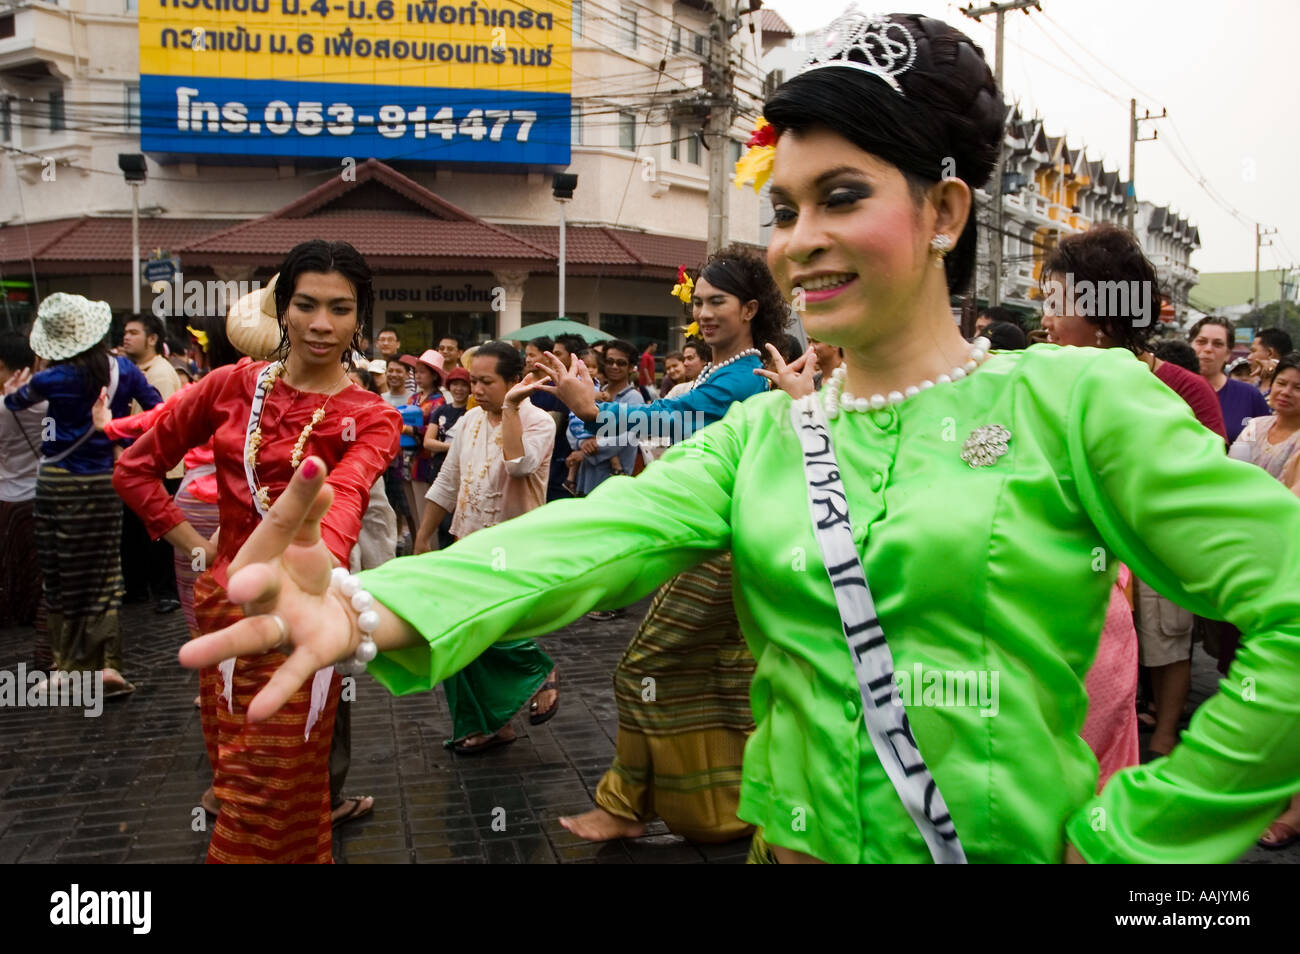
267, 613, 289, 650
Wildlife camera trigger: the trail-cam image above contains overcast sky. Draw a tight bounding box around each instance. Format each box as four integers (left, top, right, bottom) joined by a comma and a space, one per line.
764, 0, 1294, 275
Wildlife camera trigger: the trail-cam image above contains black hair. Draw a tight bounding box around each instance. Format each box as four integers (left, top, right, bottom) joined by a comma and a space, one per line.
692, 243, 789, 352
349, 367, 376, 392
1041, 223, 1162, 355
188, 313, 241, 371
1256, 327, 1294, 357
1151, 338, 1200, 374
0, 331, 35, 372
554, 333, 587, 357
1188, 315, 1234, 346
528, 336, 554, 353
984, 305, 1023, 330
475, 340, 525, 382
125, 312, 167, 352
602, 338, 637, 366
683, 339, 712, 362
272, 240, 373, 365
56, 339, 112, 397
437, 333, 464, 349
1275, 351, 1300, 382
764, 14, 1003, 297
984, 321, 1027, 351
773, 333, 805, 365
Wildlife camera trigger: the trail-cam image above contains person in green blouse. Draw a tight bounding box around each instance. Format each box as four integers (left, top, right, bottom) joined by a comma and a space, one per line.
177, 12, 1300, 863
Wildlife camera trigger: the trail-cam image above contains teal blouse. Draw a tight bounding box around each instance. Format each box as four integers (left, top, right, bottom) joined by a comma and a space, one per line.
361, 345, 1300, 863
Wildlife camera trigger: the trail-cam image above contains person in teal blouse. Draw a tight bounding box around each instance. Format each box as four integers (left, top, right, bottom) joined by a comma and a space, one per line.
177, 13, 1300, 863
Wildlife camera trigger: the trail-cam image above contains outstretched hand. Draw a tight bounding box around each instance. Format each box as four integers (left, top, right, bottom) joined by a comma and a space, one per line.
531, 351, 599, 418
756, 343, 819, 399
177, 456, 357, 723
504, 370, 552, 407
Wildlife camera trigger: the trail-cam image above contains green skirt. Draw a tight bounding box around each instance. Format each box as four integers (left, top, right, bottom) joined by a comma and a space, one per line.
443, 638, 553, 743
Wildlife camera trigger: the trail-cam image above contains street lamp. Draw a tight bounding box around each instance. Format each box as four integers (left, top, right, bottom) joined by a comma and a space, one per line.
118, 153, 147, 315
552, 173, 578, 318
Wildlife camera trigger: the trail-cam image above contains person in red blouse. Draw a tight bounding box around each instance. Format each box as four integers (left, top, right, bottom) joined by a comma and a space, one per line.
114, 241, 400, 863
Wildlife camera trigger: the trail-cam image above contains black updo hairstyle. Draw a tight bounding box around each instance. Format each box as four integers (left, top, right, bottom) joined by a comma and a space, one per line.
691, 243, 789, 352
273, 239, 373, 366
763, 13, 1004, 296
1275, 351, 1300, 383
475, 340, 525, 382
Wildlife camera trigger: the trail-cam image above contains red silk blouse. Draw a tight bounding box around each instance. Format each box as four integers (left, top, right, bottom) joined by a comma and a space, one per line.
114, 360, 401, 586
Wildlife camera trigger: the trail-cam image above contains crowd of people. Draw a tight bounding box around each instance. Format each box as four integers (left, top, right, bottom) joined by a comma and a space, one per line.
3, 9, 1300, 865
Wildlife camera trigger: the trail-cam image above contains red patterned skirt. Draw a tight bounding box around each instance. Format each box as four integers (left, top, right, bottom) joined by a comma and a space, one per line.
193, 572, 340, 864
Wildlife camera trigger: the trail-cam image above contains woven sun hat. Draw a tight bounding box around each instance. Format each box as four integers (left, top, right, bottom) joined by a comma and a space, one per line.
226, 273, 281, 360
367, 358, 388, 376
417, 348, 445, 381
29, 292, 113, 361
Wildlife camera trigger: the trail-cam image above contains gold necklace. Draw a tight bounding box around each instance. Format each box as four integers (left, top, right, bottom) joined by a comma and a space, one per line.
460, 412, 503, 513
246, 361, 347, 512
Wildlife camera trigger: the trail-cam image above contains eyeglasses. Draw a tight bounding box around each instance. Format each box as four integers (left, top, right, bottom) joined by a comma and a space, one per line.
604, 358, 629, 367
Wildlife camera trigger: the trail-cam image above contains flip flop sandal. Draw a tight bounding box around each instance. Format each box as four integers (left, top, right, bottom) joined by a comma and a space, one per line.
331, 795, 375, 828
529, 675, 559, 725
449, 733, 516, 756
1258, 821, 1300, 851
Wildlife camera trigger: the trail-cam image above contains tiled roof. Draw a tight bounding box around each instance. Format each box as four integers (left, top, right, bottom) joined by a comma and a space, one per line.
0, 217, 237, 268
186, 215, 551, 263
761, 9, 795, 37
499, 226, 754, 277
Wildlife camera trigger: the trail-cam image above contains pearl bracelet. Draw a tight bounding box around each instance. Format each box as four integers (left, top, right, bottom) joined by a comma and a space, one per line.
331, 567, 380, 675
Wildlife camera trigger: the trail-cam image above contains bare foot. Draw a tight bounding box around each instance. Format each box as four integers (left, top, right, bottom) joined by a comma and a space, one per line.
454, 724, 517, 751
558, 807, 646, 842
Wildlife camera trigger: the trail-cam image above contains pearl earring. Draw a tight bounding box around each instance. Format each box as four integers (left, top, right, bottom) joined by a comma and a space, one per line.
930, 234, 953, 259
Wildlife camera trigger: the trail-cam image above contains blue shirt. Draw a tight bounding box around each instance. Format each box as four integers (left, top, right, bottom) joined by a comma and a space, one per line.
592, 353, 767, 445
4, 355, 162, 474
1215, 377, 1272, 444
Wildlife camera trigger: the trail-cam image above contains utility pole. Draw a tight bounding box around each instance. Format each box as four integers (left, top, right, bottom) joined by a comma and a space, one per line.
1128, 100, 1164, 233
705, 1, 739, 254
962, 1, 1039, 307
1255, 224, 1276, 309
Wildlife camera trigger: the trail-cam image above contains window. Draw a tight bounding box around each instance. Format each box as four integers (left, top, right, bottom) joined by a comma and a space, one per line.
693, 30, 705, 55
672, 25, 681, 53
670, 121, 680, 160
125, 0, 137, 10
571, 103, 581, 146
619, 111, 636, 151
620, 4, 637, 50
764, 69, 785, 99
687, 129, 700, 165
1, 97, 11, 143
0, 15, 15, 40
48, 89, 65, 132
730, 139, 742, 168
124, 83, 140, 132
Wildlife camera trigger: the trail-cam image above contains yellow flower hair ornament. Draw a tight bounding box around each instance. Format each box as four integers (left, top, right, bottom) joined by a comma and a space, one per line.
733, 117, 776, 193
671, 265, 694, 304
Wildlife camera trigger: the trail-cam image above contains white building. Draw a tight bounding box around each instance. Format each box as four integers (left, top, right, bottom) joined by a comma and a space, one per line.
0, 1, 794, 350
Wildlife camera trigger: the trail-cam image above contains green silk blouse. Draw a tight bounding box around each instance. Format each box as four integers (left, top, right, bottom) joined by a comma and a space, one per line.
361, 345, 1300, 863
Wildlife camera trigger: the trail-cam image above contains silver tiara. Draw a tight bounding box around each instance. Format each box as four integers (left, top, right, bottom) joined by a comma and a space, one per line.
800, 7, 916, 95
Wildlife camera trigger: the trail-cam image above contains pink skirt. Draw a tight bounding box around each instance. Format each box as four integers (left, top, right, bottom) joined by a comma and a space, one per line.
1081, 564, 1140, 790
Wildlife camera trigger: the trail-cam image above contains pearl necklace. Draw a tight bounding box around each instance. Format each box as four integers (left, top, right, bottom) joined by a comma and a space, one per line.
824, 337, 992, 420
692, 348, 761, 391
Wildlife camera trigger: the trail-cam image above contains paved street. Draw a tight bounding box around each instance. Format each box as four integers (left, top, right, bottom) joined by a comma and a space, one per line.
0, 600, 1293, 864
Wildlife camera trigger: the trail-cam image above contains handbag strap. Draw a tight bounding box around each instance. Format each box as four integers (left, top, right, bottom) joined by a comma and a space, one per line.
789, 394, 967, 864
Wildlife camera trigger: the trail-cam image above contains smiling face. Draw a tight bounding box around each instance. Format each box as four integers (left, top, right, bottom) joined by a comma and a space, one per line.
691, 277, 756, 354
680, 345, 705, 379
664, 356, 684, 382
376, 328, 400, 359
284, 271, 358, 370
766, 127, 937, 351
385, 359, 407, 392
602, 345, 633, 389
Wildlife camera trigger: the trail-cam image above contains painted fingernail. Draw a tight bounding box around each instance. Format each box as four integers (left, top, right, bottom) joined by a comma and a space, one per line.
301, 458, 320, 479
